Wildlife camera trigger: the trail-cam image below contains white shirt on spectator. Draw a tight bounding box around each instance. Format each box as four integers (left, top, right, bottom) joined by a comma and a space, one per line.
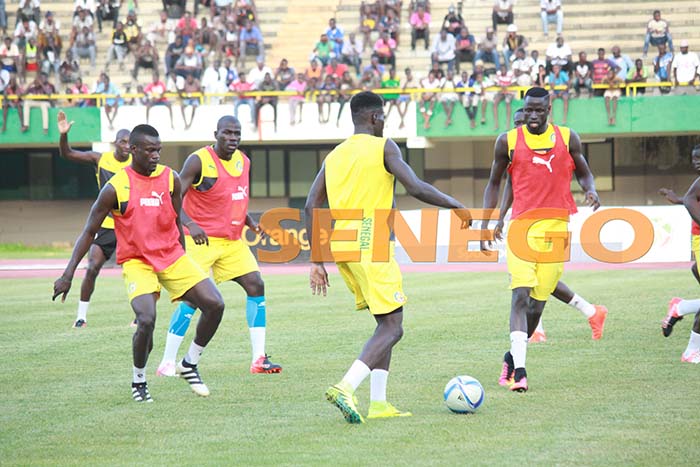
73, 16, 94, 30
432, 34, 456, 61
0, 69, 10, 93
540, 0, 561, 11
342, 36, 363, 56
19, 0, 41, 9
545, 42, 571, 60
14, 21, 38, 41
672, 52, 700, 83
215, 0, 234, 7
248, 65, 273, 88
495, 1, 515, 10
74, 0, 97, 14
202, 65, 228, 94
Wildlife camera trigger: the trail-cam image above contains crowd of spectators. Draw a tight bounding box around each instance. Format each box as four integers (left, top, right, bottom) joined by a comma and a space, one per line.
1, 1, 699, 133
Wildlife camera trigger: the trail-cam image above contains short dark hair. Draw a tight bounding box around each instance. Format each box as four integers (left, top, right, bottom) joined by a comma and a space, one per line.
129, 124, 159, 145
514, 108, 524, 114
598, 47, 605, 53
525, 87, 549, 99
350, 91, 384, 122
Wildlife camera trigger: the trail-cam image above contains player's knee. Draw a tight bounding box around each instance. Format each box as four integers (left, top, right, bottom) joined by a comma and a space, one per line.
201, 295, 225, 318
137, 314, 156, 332
248, 277, 264, 296
391, 324, 404, 344
85, 264, 101, 280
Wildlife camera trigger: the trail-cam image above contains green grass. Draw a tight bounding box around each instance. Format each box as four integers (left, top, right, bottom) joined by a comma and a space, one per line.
2, 269, 700, 466
0, 243, 72, 259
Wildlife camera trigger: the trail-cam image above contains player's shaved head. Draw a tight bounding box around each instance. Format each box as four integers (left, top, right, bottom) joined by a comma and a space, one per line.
350, 91, 384, 125
129, 124, 160, 145
217, 115, 240, 130
115, 129, 130, 141
525, 87, 550, 100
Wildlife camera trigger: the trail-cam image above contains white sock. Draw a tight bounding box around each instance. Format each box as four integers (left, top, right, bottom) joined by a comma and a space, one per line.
185, 341, 205, 366
678, 299, 700, 316
341, 359, 371, 391
684, 331, 700, 355
249, 327, 266, 362
568, 293, 596, 318
535, 318, 545, 333
370, 369, 389, 402
161, 332, 184, 363
133, 366, 146, 383
510, 331, 528, 369
76, 301, 89, 321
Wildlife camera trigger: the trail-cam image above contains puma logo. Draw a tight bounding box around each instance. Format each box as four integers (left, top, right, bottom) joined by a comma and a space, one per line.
231, 186, 248, 201
532, 154, 555, 173
139, 191, 165, 207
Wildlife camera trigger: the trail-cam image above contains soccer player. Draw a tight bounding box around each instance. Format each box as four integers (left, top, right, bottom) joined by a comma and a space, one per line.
155, 116, 282, 377
493, 108, 608, 344
659, 144, 700, 363
482, 87, 601, 392
53, 124, 226, 402
57, 110, 131, 329
305, 91, 468, 423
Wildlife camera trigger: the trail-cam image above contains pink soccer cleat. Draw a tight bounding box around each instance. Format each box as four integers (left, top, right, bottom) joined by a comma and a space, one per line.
662, 298, 683, 338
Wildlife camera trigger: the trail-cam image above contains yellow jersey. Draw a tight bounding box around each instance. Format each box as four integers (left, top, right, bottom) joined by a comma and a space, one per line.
506, 124, 570, 158
324, 133, 393, 257
97, 151, 132, 229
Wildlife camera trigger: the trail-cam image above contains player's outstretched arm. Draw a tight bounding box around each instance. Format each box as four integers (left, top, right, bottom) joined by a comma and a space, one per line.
384, 138, 464, 211
52, 185, 116, 302
57, 110, 101, 166
178, 153, 209, 246
480, 133, 510, 248
304, 165, 330, 296
659, 188, 683, 204
569, 130, 600, 211
683, 178, 700, 225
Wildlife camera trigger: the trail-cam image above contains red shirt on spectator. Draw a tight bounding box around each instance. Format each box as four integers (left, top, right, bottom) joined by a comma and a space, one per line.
176, 17, 198, 32
230, 79, 254, 96
144, 80, 168, 102
325, 62, 348, 78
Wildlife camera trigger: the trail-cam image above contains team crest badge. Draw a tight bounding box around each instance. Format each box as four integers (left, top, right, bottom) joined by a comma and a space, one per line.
394, 291, 406, 303
230, 152, 244, 176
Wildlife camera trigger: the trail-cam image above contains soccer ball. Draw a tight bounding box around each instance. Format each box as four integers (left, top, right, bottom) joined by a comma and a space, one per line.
443, 375, 485, 414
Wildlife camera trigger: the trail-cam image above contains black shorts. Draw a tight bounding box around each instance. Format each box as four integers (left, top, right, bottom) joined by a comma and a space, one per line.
93, 227, 117, 260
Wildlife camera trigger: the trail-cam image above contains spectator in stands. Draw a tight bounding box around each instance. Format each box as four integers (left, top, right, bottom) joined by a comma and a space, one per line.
234, 0, 256, 27
23, 36, 38, 79
545, 35, 571, 72
359, 69, 377, 90
379, 8, 399, 44
467, 70, 491, 127
240, 20, 263, 67
313, 34, 332, 67
419, 69, 440, 129
223, 57, 238, 86
530, 49, 546, 81
39, 34, 59, 77
2, 74, 24, 132
105, 21, 128, 71
392, 67, 416, 129
199, 17, 218, 52
132, 39, 158, 79
0, 1, 6, 37
305, 58, 323, 82
163, 0, 186, 20
374, 31, 396, 68
175, 45, 202, 79
59, 50, 81, 83
124, 9, 141, 53
74, 0, 97, 19
609, 46, 633, 81
201, 56, 227, 104
325, 57, 347, 80
96, 0, 120, 33
672, 40, 699, 92
591, 47, 619, 96
572, 51, 592, 97
381, 66, 399, 116
1, 35, 19, 73
341, 32, 362, 76
178, 73, 201, 129
428, 60, 444, 81
286, 72, 306, 125
548, 63, 569, 123
603, 68, 622, 125
326, 18, 344, 58
71, 25, 96, 69
439, 68, 459, 127
17, 0, 40, 25
492, 64, 514, 129
653, 43, 673, 94
359, 3, 378, 51
248, 57, 272, 87
274, 58, 294, 89
14, 16, 38, 50
336, 70, 355, 126
165, 34, 184, 73
231, 71, 255, 126
363, 55, 385, 81
626, 58, 648, 95
502, 24, 527, 68
23, 71, 54, 134
492, 0, 514, 32
222, 21, 239, 65
643, 10, 673, 58
68, 76, 90, 107
316, 74, 336, 124
148, 10, 174, 48
454, 26, 475, 72
72, 8, 93, 33
540, 0, 563, 38
409, 4, 430, 51
475, 27, 499, 68
175, 10, 197, 43
432, 28, 456, 71
38, 11, 60, 53
442, 5, 463, 37
511, 48, 533, 86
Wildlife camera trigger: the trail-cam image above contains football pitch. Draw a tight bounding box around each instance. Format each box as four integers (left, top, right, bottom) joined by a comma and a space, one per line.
2, 268, 700, 466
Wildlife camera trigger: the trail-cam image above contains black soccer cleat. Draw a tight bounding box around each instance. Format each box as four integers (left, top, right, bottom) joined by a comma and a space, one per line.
131, 382, 153, 402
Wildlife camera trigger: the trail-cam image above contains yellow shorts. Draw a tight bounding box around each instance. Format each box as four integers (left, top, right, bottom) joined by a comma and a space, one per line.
506, 219, 568, 301
185, 236, 259, 284
692, 235, 700, 262
337, 244, 407, 315
122, 255, 208, 303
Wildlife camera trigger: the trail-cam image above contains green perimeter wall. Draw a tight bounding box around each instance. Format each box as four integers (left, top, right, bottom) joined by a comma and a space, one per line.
417, 95, 700, 138
0, 107, 101, 145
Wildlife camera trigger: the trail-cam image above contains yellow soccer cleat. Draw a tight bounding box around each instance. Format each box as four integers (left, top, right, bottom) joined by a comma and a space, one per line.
325, 384, 365, 424
367, 401, 413, 419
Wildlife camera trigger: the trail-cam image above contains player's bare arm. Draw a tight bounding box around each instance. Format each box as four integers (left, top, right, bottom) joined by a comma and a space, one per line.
52, 184, 117, 302
245, 214, 264, 237
57, 110, 101, 166
569, 130, 600, 210
171, 171, 186, 251
683, 178, 700, 225
494, 176, 514, 242
659, 187, 683, 204
481, 133, 510, 248
178, 153, 209, 246
304, 164, 330, 296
